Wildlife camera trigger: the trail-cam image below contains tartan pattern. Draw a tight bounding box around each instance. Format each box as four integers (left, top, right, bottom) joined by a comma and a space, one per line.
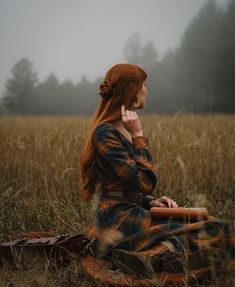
86, 122, 234, 278
92, 123, 158, 195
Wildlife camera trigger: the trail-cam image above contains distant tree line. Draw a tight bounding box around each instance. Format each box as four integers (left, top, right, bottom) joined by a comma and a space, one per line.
0, 0, 234, 115
1, 61, 102, 115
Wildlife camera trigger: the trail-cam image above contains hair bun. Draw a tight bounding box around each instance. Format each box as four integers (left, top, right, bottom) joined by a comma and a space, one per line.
99, 79, 114, 100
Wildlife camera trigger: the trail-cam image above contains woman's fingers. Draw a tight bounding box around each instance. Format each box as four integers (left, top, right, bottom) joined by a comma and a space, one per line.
150, 200, 166, 207
120, 105, 143, 137
150, 198, 179, 208
171, 200, 179, 208
132, 111, 138, 119
125, 109, 136, 121
121, 105, 137, 120
166, 197, 178, 208
157, 196, 179, 208
129, 110, 135, 119
125, 109, 131, 119
121, 105, 127, 123
121, 105, 126, 116
166, 198, 172, 207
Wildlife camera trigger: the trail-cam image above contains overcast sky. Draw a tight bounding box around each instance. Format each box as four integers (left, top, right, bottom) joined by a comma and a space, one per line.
0, 0, 228, 97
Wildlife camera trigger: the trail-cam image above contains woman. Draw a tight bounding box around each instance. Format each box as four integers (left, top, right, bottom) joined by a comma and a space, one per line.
79, 64, 233, 281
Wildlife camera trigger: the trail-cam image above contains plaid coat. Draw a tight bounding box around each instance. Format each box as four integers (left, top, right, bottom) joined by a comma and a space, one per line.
91, 122, 158, 197
86, 122, 234, 280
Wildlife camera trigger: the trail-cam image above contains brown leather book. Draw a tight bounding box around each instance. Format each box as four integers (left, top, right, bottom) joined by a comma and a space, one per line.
150, 207, 209, 220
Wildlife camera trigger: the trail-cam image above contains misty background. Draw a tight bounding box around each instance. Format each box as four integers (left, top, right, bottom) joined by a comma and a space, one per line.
0, 0, 233, 115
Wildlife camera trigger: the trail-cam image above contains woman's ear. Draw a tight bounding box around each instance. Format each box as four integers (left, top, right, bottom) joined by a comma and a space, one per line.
132, 93, 140, 109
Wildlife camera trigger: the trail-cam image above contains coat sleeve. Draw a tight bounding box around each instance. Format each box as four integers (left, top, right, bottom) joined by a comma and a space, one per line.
92, 124, 158, 195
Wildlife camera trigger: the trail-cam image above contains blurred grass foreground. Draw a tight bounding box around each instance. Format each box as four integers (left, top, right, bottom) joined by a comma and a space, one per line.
0, 114, 234, 286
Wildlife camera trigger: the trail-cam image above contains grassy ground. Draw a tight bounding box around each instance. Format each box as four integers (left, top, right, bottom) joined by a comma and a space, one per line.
0, 114, 234, 286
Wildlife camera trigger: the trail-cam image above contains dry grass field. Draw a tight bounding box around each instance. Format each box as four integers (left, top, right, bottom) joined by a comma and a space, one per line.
0, 114, 234, 286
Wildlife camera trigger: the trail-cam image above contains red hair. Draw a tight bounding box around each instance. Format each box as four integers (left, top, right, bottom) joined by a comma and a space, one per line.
79, 63, 147, 201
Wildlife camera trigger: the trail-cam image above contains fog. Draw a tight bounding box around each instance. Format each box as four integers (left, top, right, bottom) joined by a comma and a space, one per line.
0, 0, 229, 98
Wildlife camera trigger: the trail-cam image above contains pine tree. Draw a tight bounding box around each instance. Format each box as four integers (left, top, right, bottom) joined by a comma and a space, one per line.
3, 58, 38, 114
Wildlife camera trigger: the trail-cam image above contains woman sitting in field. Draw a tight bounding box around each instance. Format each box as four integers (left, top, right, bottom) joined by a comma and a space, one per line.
79, 64, 234, 282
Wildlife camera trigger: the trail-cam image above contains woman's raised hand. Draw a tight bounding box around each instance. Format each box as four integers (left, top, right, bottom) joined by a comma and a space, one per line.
121, 105, 143, 138
150, 196, 179, 208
